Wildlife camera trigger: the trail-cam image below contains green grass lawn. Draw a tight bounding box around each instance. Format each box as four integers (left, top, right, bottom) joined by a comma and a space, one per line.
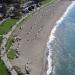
0, 35, 3, 45
13, 66, 24, 75
40, 0, 54, 5
0, 59, 10, 75
7, 48, 16, 60
0, 19, 17, 35
6, 36, 15, 51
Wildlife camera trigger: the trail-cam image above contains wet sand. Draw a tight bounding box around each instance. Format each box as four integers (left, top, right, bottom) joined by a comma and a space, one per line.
11, 0, 71, 75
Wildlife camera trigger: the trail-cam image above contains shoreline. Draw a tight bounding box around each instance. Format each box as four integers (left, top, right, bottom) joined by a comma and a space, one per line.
11, 1, 71, 75
46, 1, 74, 75
39, 1, 72, 75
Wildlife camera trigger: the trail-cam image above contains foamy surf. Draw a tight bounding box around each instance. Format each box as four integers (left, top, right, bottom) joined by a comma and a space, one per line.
47, 1, 75, 75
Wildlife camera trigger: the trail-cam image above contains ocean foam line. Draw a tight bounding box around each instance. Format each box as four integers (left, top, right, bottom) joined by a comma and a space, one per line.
46, 1, 75, 75
57, 1, 75, 24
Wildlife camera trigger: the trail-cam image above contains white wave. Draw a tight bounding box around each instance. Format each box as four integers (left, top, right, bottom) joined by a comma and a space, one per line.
47, 1, 75, 75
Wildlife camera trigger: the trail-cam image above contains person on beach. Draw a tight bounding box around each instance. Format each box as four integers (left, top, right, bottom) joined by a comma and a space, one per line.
25, 62, 31, 74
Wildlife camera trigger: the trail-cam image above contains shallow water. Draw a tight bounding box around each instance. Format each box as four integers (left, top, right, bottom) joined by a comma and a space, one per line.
47, 1, 75, 75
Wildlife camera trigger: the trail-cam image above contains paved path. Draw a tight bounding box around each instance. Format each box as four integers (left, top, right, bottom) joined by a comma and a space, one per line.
0, 18, 9, 25
1, 31, 17, 75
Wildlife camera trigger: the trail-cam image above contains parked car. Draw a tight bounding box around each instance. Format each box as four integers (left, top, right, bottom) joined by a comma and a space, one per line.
21, 1, 40, 14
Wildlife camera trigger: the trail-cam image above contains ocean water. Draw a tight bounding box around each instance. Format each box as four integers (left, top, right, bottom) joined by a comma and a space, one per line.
47, 1, 75, 75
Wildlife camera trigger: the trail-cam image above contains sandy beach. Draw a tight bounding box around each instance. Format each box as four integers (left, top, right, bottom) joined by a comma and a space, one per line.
11, 0, 71, 75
